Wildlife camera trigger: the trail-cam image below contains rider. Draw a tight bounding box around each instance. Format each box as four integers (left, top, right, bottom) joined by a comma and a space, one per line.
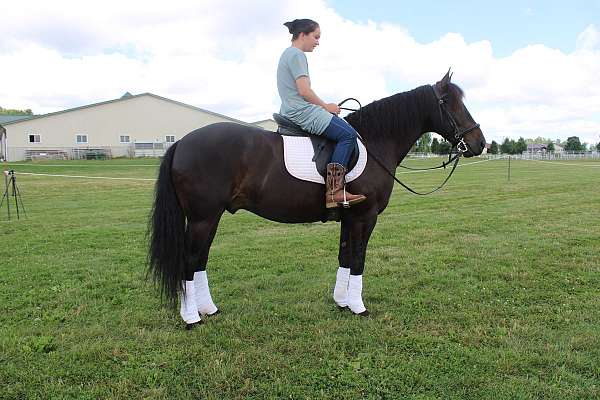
277, 18, 366, 208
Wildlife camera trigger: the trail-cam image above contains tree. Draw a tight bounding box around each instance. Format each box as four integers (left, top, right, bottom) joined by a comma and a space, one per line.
596, 142, 600, 151
500, 138, 514, 154
525, 136, 553, 145
0, 107, 33, 115
431, 137, 440, 154
564, 136, 584, 152
547, 142, 555, 152
490, 140, 499, 155
414, 132, 432, 153
515, 137, 527, 154
438, 140, 452, 155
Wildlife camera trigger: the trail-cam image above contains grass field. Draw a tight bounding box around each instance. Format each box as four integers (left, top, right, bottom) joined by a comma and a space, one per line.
1, 156, 599, 399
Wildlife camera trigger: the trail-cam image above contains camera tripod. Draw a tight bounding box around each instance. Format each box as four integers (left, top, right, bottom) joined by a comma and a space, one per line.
1, 170, 27, 220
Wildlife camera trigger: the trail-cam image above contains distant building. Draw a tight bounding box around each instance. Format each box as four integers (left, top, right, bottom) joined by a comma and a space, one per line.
527, 144, 548, 153
252, 119, 278, 131
1, 115, 33, 161
0, 124, 5, 162
2, 93, 277, 161
526, 143, 564, 153
554, 144, 564, 153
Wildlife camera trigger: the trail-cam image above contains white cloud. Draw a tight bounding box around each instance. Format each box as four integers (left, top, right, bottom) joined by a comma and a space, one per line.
576, 24, 600, 51
1, 1, 599, 145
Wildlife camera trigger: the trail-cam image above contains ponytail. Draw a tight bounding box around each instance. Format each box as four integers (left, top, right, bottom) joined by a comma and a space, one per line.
283, 19, 319, 40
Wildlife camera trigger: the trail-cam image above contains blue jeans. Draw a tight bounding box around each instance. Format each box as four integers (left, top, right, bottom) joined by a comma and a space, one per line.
321, 115, 358, 168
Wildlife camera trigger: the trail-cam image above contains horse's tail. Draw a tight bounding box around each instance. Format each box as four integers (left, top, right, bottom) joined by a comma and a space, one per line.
148, 141, 186, 307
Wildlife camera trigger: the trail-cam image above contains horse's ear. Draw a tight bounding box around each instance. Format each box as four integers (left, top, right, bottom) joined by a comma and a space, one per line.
440, 68, 452, 89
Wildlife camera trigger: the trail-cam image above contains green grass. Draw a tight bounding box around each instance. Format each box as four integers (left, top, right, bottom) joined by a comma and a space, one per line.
1, 157, 599, 399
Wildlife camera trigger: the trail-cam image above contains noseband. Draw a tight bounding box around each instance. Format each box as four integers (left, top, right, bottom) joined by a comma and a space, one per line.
431, 85, 480, 154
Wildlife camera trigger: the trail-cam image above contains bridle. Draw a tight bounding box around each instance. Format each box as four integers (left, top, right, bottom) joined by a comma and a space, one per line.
431, 84, 480, 155
338, 84, 481, 196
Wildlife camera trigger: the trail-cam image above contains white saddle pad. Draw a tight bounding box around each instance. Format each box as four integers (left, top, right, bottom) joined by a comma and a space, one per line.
281, 136, 368, 184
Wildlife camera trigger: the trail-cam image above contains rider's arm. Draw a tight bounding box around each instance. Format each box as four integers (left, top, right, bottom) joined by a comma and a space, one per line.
296, 77, 340, 114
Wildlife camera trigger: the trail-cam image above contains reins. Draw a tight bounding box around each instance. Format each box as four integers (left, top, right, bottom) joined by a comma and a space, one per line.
338, 86, 473, 196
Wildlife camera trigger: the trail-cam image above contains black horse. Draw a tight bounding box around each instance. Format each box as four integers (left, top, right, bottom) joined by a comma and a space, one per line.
149, 71, 486, 328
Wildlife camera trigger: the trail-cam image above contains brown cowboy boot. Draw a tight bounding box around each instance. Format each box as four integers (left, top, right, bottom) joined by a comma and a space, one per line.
325, 163, 366, 208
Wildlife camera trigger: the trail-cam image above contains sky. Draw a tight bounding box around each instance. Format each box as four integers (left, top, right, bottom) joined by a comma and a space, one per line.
1, 0, 599, 145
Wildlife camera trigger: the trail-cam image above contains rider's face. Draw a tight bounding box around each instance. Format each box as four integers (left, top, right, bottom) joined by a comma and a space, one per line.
300, 27, 321, 52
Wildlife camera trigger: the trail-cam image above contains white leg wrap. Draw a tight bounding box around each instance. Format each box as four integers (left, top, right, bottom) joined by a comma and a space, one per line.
347, 274, 367, 314
333, 267, 350, 307
193, 271, 218, 315
179, 280, 201, 324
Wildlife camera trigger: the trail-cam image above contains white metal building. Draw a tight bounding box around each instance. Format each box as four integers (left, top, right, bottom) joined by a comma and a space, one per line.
0, 124, 5, 162
0, 93, 276, 161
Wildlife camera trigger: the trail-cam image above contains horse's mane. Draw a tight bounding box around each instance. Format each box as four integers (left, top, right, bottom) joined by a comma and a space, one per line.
345, 85, 431, 142
345, 83, 464, 141
446, 83, 465, 112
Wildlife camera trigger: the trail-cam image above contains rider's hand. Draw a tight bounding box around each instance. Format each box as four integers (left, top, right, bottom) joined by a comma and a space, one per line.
324, 103, 341, 115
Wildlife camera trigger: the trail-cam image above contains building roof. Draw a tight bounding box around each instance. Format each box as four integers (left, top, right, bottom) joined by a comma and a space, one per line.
0, 115, 33, 124
252, 119, 276, 124
527, 144, 548, 150
0, 93, 254, 127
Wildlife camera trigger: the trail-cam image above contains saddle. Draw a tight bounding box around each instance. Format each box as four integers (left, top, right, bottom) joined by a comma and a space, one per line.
273, 113, 359, 178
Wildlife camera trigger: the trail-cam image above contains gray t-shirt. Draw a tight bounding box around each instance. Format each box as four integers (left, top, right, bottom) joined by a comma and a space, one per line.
277, 46, 333, 135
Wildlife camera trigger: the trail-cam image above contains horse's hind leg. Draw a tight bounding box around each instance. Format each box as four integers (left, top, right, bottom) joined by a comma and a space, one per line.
179, 212, 223, 327
190, 213, 224, 308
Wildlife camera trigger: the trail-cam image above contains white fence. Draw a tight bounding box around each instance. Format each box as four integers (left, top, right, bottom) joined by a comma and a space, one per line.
481, 152, 600, 160
518, 151, 600, 160
6, 142, 173, 161
407, 151, 600, 161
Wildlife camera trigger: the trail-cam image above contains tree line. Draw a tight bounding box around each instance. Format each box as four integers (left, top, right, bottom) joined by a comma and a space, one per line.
488, 136, 596, 154
413, 134, 600, 154
0, 107, 33, 116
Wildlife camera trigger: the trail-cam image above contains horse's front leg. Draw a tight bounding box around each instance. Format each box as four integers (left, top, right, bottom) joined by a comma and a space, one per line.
333, 216, 352, 308
347, 210, 378, 316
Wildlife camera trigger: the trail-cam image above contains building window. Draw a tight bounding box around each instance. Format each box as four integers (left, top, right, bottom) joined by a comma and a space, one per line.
165, 135, 175, 143
28, 134, 41, 143
120, 135, 130, 143
76, 134, 88, 144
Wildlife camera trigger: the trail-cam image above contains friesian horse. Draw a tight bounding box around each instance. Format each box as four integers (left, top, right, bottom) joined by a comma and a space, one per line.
149, 71, 486, 328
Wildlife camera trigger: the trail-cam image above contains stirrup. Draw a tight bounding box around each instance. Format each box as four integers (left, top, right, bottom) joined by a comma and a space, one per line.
341, 188, 350, 208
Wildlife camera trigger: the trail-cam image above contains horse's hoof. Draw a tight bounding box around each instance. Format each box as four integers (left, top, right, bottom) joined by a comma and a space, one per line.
185, 320, 203, 330
336, 305, 348, 311
206, 309, 220, 316
353, 310, 369, 317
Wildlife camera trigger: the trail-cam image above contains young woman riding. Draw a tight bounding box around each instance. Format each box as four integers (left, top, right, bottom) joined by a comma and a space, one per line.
277, 18, 366, 208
